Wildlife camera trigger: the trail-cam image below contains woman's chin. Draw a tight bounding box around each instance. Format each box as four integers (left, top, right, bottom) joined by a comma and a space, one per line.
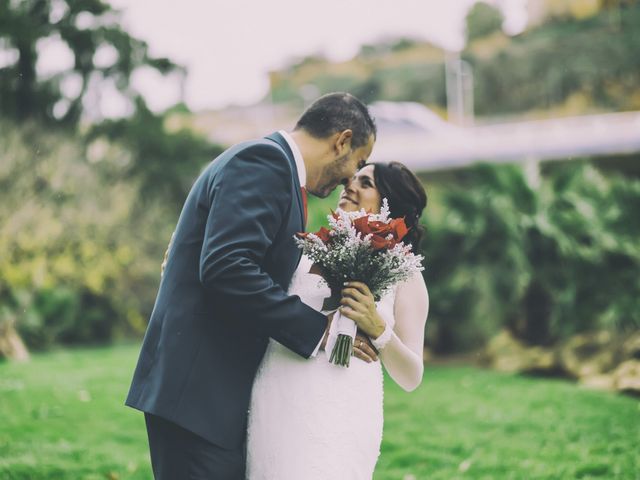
337, 200, 358, 212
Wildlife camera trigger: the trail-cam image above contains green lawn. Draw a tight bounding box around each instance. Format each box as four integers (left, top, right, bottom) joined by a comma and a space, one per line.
0, 345, 637, 479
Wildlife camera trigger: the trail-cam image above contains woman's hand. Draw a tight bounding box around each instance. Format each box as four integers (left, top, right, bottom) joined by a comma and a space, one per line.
339, 281, 386, 339
323, 311, 379, 362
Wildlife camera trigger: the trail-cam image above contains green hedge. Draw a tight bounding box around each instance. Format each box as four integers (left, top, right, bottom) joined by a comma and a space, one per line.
422, 161, 640, 352
2, 121, 638, 353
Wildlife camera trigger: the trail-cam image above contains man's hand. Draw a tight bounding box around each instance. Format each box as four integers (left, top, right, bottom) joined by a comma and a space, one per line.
320, 312, 333, 351
352, 331, 379, 363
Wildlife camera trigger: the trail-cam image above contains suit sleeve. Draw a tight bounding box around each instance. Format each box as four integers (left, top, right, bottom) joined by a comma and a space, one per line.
199, 144, 327, 358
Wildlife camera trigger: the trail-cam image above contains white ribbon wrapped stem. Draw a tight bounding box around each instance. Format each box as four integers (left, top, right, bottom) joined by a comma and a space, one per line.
324, 309, 357, 363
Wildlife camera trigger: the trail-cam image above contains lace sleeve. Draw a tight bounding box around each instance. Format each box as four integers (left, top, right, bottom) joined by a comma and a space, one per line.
379, 272, 429, 392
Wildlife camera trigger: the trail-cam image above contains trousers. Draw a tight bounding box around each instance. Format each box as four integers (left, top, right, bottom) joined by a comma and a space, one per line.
145, 413, 246, 479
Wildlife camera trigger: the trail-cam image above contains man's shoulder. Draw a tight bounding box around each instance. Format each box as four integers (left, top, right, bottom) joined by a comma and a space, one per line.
195, 137, 293, 191
228, 136, 288, 159
209, 137, 290, 172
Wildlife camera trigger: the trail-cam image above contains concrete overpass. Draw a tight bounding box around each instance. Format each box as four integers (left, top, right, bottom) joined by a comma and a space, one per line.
369, 110, 640, 172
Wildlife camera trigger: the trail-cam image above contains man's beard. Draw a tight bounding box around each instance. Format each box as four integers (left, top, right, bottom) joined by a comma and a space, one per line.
308, 154, 348, 198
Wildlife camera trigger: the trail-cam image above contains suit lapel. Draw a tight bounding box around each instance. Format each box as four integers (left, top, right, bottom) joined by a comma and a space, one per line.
265, 132, 306, 230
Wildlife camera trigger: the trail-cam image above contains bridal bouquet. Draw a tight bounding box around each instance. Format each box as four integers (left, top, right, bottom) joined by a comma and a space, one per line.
295, 199, 424, 366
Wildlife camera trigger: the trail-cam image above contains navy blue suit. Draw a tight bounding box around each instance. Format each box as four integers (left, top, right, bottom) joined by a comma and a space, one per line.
126, 133, 327, 477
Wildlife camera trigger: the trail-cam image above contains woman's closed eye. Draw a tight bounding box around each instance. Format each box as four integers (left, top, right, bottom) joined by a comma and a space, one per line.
358, 176, 373, 188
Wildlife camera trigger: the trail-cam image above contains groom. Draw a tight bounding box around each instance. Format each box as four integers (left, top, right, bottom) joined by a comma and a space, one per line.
126, 92, 377, 478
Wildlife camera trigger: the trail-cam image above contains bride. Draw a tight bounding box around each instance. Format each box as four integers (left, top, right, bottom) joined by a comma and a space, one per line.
246, 161, 429, 479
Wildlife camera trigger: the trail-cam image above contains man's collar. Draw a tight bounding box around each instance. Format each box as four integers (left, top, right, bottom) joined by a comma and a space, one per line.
278, 130, 306, 188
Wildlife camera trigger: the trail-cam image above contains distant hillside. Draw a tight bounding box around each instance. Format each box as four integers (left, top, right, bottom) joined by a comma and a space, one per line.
185, 3, 640, 145
265, 4, 640, 120
268, 38, 447, 111
466, 4, 640, 117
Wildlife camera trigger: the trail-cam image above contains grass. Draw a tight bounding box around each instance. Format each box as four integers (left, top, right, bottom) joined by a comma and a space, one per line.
0, 345, 638, 479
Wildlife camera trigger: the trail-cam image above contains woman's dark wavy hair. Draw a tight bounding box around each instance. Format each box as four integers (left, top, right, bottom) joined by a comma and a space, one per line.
373, 162, 427, 254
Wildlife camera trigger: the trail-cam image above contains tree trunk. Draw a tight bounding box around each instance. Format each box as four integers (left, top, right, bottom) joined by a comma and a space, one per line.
521, 280, 553, 346
16, 39, 37, 121
0, 320, 30, 362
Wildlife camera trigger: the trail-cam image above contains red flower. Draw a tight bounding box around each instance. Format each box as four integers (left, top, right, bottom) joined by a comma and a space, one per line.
315, 227, 331, 243
298, 214, 410, 251
389, 218, 409, 242
352, 215, 374, 235
369, 234, 396, 251
353, 215, 410, 251
297, 226, 332, 244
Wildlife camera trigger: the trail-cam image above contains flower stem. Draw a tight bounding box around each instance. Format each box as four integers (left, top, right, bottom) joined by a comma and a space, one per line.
330, 334, 353, 367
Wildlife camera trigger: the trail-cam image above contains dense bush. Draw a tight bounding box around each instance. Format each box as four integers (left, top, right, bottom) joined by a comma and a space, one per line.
0, 120, 217, 350
422, 161, 640, 353
0, 0, 199, 351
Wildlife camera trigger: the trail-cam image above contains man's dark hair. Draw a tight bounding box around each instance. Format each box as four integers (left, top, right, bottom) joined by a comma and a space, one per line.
294, 92, 377, 150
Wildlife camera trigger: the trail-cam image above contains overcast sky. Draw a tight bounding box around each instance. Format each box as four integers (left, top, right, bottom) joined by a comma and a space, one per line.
104, 0, 527, 111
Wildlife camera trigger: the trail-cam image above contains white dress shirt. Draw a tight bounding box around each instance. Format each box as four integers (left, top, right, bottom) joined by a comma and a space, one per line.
278, 130, 306, 188
278, 130, 324, 357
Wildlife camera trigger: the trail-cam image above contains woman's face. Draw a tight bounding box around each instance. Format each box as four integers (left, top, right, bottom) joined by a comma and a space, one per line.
337, 164, 382, 214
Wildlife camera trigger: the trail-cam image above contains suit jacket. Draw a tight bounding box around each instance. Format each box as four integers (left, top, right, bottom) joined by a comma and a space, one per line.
125, 132, 327, 448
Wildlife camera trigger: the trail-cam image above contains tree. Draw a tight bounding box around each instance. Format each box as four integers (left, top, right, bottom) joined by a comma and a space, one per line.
0, 0, 181, 126
465, 1, 504, 44
0, 120, 171, 351
88, 98, 224, 211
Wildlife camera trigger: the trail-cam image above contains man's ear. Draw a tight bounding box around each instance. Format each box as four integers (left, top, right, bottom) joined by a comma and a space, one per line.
334, 129, 353, 156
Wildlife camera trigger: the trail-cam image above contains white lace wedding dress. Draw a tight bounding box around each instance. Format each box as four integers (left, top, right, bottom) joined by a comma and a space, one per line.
246, 255, 396, 479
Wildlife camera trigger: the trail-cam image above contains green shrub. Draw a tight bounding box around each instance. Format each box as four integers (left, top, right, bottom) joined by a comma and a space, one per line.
0, 122, 180, 349
423, 161, 640, 352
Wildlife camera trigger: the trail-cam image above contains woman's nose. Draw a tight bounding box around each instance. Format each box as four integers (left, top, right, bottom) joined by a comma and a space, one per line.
344, 180, 355, 195
344, 178, 356, 193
